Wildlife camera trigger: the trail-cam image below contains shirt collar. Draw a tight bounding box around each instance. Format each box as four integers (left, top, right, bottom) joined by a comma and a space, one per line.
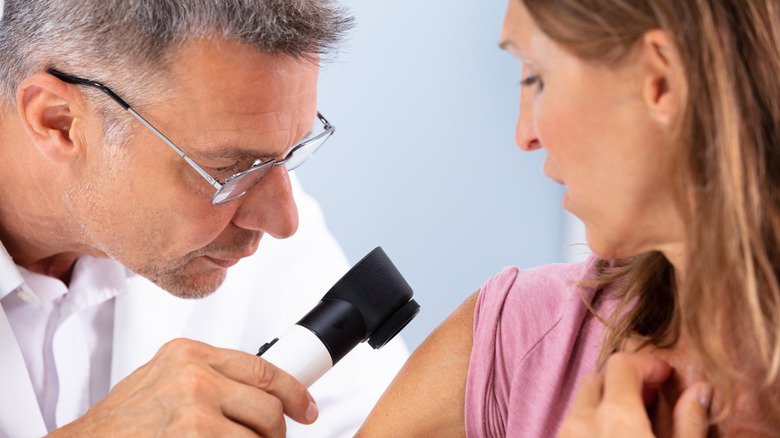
0, 240, 41, 305
1, 238, 138, 308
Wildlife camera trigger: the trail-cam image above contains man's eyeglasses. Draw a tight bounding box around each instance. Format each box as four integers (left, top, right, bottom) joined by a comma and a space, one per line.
47, 69, 334, 205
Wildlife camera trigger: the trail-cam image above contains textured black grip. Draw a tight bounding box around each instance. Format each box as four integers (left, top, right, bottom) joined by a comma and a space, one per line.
321, 247, 415, 341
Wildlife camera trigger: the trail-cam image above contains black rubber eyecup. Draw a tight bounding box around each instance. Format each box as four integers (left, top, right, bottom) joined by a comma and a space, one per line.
368, 299, 421, 349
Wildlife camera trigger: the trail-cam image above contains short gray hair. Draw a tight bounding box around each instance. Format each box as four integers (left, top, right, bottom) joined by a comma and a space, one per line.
0, 0, 352, 107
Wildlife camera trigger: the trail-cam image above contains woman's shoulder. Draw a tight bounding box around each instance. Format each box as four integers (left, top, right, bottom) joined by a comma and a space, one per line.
475, 256, 601, 332
466, 255, 607, 437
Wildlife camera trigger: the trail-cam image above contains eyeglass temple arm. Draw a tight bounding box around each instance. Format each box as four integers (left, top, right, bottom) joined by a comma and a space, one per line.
317, 112, 333, 130
47, 69, 222, 190
125, 108, 221, 189
48, 69, 132, 110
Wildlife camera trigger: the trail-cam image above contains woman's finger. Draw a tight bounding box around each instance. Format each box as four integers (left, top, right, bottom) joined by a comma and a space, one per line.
603, 352, 672, 411
570, 372, 604, 412
558, 373, 604, 437
672, 382, 712, 438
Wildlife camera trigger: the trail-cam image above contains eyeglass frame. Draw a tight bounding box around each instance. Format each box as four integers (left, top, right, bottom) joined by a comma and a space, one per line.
47, 69, 334, 205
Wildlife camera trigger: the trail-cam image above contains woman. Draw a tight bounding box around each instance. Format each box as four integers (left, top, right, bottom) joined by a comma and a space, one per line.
357, 0, 780, 436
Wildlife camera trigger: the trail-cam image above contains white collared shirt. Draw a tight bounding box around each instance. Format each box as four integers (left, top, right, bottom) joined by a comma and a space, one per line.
0, 246, 130, 430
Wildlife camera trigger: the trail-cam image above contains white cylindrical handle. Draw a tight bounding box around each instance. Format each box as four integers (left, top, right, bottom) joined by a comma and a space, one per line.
259, 325, 333, 387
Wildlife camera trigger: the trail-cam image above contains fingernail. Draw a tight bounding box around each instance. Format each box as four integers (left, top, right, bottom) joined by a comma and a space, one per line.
305, 400, 319, 423
698, 384, 713, 411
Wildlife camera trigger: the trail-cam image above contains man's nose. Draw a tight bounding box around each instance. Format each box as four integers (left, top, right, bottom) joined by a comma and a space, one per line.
515, 87, 542, 152
230, 164, 299, 239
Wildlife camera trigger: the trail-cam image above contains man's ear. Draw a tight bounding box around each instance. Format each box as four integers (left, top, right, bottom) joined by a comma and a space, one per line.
16, 72, 87, 163
639, 29, 684, 129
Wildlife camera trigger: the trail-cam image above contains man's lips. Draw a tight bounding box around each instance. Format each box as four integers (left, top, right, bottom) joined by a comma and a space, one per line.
197, 232, 263, 269
203, 256, 241, 268
204, 256, 241, 268
202, 243, 260, 269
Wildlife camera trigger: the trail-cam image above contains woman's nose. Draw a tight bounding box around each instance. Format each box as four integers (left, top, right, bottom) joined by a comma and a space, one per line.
515, 87, 542, 152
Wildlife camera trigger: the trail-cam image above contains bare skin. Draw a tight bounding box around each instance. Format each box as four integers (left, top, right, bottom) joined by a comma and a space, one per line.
558, 352, 710, 438
48, 339, 317, 438
355, 291, 477, 437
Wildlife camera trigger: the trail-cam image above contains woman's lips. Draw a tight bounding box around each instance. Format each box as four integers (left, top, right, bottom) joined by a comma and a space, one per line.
542, 157, 565, 185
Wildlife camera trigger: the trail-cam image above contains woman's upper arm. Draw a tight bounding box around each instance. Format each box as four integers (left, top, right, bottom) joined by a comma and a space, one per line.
356, 290, 479, 437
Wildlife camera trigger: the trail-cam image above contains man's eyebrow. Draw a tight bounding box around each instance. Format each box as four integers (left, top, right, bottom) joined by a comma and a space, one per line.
194, 128, 315, 162
195, 146, 272, 161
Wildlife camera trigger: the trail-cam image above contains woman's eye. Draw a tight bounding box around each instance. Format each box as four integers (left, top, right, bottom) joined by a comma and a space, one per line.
520, 75, 543, 90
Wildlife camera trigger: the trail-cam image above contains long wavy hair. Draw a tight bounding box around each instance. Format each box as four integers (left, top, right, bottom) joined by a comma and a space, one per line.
521, 0, 780, 422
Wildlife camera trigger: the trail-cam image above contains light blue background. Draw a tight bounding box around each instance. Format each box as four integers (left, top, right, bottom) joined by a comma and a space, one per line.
296, 0, 588, 350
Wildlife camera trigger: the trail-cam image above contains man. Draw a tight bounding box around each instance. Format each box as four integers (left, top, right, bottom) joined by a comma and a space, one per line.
0, 0, 408, 436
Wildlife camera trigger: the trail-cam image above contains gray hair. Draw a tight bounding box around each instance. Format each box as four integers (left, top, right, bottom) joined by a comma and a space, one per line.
0, 0, 353, 109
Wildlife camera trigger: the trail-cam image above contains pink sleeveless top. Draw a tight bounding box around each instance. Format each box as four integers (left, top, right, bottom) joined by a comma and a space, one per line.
465, 257, 611, 437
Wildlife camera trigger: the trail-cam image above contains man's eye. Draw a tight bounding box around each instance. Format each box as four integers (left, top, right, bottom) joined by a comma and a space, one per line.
210, 162, 243, 175
211, 156, 262, 174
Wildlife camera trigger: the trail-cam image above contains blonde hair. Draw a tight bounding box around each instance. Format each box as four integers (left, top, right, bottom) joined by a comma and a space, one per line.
522, 0, 780, 418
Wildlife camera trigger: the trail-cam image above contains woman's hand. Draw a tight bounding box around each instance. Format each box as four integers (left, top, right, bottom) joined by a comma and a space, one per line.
558, 352, 711, 438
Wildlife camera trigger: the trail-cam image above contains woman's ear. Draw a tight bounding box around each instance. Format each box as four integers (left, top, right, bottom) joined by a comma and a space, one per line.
16, 72, 86, 163
639, 29, 684, 129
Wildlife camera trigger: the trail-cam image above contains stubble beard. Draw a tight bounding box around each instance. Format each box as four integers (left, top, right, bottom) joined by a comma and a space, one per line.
61, 134, 233, 299
64, 181, 230, 298
134, 258, 229, 299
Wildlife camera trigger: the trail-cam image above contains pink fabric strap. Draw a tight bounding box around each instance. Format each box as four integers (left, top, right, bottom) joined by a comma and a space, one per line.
466, 257, 610, 437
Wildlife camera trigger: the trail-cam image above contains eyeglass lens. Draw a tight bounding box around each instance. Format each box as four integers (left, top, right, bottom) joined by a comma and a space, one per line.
211, 129, 331, 204
282, 131, 329, 170
212, 162, 274, 204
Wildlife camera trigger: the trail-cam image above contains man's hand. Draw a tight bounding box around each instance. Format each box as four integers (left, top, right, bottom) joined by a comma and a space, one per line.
50, 338, 318, 438
558, 352, 711, 438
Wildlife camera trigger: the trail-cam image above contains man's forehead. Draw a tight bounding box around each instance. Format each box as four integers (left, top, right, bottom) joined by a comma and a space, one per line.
168, 41, 318, 108
141, 37, 319, 162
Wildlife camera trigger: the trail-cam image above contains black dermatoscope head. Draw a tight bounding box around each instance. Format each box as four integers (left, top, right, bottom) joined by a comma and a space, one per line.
293, 246, 420, 364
